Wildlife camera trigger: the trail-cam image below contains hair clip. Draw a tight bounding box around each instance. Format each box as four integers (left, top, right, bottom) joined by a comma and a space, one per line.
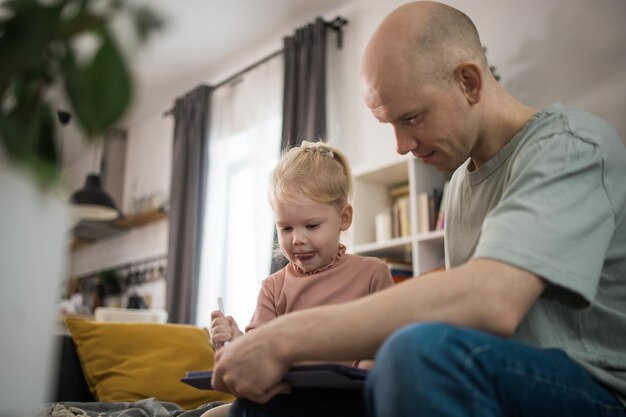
300, 140, 334, 158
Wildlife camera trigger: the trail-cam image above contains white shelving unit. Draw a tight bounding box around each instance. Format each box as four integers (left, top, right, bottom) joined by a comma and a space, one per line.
349, 157, 446, 275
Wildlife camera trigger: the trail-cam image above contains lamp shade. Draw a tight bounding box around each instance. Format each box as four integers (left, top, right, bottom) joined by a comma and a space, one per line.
70, 174, 119, 221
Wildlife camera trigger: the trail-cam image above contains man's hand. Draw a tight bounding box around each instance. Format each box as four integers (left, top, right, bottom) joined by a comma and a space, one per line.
211, 329, 292, 403
209, 310, 243, 350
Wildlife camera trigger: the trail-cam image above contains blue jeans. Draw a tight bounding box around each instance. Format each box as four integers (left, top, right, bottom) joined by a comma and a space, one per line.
366, 322, 626, 417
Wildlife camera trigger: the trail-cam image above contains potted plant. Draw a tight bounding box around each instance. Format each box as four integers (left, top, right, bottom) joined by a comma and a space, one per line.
0, 1, 161, 414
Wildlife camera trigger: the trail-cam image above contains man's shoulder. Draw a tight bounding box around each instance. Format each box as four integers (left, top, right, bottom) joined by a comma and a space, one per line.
527, 103, 621, 148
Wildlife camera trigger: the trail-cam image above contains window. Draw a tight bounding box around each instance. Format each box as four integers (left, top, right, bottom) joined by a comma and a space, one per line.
196, 55, 283, 328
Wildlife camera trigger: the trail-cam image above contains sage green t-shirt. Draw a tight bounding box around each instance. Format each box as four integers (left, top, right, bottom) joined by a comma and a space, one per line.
445, 103, 626, 405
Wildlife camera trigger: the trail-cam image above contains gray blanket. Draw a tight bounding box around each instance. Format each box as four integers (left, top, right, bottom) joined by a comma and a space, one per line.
38, 398, 227, 417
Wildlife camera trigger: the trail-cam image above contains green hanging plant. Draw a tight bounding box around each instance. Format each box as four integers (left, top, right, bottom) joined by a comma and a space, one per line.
0, 0, 163, 188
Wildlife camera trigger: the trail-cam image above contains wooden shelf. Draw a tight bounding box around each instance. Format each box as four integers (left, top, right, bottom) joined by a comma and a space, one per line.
70, 207, 168, 251
116, 207, 168, 228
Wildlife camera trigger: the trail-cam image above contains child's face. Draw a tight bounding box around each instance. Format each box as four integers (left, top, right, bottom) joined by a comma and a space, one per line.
274, 196, 352, 272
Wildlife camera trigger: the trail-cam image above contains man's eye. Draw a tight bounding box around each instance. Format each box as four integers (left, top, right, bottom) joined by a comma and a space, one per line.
404, 113, 423, 125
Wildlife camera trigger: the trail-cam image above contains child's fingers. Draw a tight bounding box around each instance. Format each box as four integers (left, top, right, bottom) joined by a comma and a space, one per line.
212, 332, 232, 345
211, 316, 230, 330
210, 310, 225, 321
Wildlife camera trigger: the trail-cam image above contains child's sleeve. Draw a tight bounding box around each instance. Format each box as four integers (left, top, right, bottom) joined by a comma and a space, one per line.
244, 277, 278, 332
369, 261, 394, 293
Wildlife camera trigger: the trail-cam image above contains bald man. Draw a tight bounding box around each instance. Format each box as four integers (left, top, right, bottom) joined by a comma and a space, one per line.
213, 2, 626, 416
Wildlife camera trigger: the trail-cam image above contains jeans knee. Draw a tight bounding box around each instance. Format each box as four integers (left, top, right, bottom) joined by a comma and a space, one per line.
375, 322, 460, 369
366, 323, 466, 416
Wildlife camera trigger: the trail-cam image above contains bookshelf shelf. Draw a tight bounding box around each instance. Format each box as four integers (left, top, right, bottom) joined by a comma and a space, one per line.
416, 229, 445, 242
352, 236, 413, 260
349, 158, 446, 275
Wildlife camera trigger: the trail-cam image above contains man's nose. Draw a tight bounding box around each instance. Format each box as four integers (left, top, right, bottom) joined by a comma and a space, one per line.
393, 125, 417, 155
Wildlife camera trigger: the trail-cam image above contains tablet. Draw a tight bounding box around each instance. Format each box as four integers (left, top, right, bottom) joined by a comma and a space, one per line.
181, 364, 369, 391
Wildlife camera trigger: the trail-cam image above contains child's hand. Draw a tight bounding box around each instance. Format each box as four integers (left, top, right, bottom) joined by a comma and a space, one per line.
355, 359, 375, 370
209, 310, 243, 350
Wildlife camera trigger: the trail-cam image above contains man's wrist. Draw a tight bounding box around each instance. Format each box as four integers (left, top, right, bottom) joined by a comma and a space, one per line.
264, 317, 301, 366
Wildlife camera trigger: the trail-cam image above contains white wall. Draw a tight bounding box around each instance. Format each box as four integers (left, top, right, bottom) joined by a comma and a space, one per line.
68, 0, 626, 278
67, 113, 173, 277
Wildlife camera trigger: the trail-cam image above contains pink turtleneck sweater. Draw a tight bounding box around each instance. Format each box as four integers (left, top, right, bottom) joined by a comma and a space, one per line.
246, 248, 394, 333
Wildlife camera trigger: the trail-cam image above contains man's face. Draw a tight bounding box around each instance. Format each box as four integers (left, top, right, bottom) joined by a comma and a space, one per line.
362, 73, 478, 173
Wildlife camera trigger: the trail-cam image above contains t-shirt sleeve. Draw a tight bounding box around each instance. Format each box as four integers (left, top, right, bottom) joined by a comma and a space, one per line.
474, 135, 614, 304
245, 277, 278, 332
369, 261, 395, 293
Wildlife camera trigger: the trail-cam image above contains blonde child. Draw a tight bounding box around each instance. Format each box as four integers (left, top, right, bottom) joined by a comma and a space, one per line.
203, 141, 394, 417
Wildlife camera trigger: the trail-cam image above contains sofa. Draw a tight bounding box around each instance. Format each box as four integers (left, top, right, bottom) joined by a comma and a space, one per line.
47, 318, 234, 416
54, 334, 96, 402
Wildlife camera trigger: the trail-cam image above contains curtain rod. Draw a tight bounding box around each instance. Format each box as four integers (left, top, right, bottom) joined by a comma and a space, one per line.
163, 16, 348, 117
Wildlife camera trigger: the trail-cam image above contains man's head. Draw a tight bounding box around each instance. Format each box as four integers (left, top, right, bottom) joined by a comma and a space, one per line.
361, 1, 492, 172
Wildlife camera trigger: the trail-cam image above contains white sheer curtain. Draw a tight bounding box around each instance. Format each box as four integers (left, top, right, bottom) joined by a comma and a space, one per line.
196, 55, 283, 328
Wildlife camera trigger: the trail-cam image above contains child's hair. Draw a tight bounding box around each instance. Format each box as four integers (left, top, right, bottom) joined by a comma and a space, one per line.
269, 140, 353, 210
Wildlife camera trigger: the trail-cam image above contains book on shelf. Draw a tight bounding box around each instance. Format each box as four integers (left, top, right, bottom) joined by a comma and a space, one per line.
416, 186, 446, 234
385, 183, 411, 239
435, 181, 450, 231
429, 187, 443, 231
379, 257, 414, 284
396, 195, 411, 237
389, 182, 409, 199
390, 204, 400, 238
391, 270, 413, 284
416, 192, 430, 234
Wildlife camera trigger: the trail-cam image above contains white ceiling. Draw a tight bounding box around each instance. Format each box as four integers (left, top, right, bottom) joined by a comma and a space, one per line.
122, 0, 353, 125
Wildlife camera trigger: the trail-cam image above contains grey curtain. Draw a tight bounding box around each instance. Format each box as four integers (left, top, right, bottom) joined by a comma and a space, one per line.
280, 17, 328, 150
270, 17, 328, 273
165, 85, 211, 324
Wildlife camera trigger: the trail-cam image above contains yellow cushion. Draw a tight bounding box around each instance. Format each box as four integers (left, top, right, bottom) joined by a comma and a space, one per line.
65, 318, 234, 409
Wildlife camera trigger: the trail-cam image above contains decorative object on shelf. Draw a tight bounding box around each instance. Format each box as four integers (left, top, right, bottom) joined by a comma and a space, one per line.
127, 292, 147, 310
98, 269, 122, 297
375, 211, 392, 242
67, 254, 168, 313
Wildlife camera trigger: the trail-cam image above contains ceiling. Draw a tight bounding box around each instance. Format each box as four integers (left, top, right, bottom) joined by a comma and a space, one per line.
121, 0, 353, 125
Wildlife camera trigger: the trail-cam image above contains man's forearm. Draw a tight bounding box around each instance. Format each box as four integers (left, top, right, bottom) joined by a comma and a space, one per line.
262, 259, 546, 365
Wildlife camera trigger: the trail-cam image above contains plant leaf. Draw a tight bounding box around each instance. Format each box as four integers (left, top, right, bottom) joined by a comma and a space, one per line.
0, 1, 63, 86
64, 29, 132, 137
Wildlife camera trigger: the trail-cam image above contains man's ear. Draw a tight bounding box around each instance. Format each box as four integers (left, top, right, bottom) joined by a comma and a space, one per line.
455, 61, 482, 104
340, 204, 353, 231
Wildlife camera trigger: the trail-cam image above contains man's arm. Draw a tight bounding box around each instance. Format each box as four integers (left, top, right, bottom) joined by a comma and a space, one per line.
211, 258, 546, 402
